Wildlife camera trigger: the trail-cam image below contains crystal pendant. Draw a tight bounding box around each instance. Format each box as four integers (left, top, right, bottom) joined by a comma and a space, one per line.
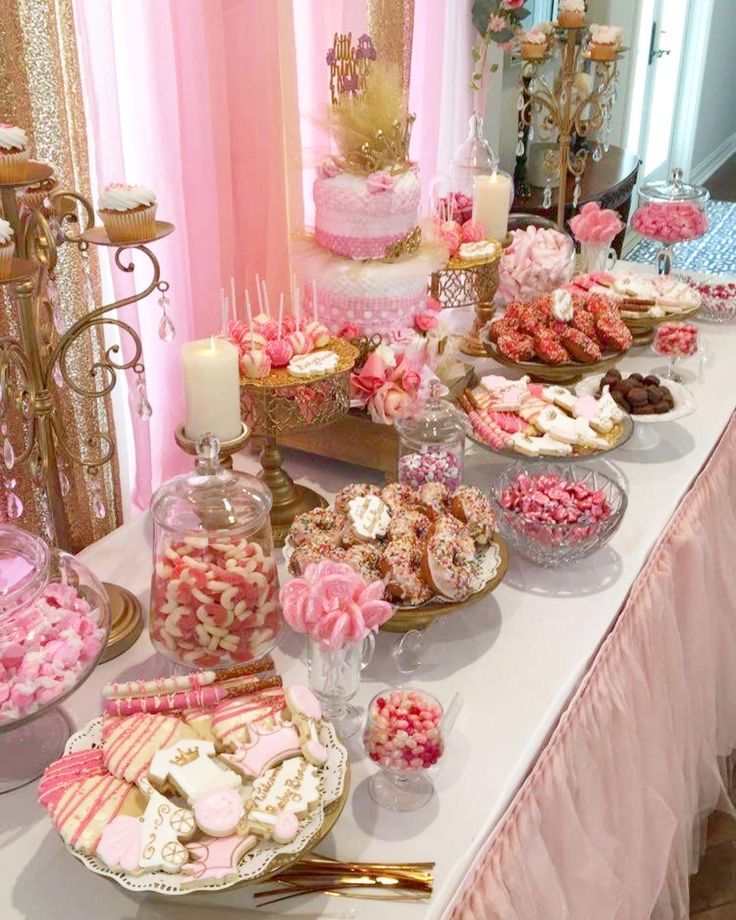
93, 495, 107, 519
543, 183, 553, 210
158, 312, 176, 342
52, 362, 64, 388
516, 139, 525, 157
59, 469, 71, 497
3, 436, 15, 471
134, 372, 153, 420
528, 124, 535, 141
573, 179, 581, 207
6, 480, 23, 519
517, 93, 525, 111
89, 472, 107, 519
592, 144, 603, 163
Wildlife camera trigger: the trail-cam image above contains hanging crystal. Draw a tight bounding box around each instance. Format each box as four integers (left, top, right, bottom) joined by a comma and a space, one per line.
157, 293, 176, 342
516, 137, 525, 157
592, 143, 603, 163
88, 470, 107, 520
573, 177, 581, 207
6, 479, 23, 519
3, 436, 15, 471
134, 371, 153, 421
543, 180, 553, 210
52, 362, 64, 388
59, 468, 71, 497
528, 124, 534, 141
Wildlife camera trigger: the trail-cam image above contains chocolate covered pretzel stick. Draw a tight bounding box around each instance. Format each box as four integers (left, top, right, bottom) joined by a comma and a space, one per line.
103, 674, 283, 716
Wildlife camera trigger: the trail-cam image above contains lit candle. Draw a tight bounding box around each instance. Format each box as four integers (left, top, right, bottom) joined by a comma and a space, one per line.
181, 336, 241, 442
472, 172, 513, 242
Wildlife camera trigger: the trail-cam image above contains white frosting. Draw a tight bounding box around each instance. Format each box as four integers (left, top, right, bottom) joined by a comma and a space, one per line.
347, 494, 391, 540
589, 24, 623, 44
148, 740, 241, 804
594, 386, 625, 427
458, 240, 502, 261
250, 757, 321, 819
523, 30, 548, 44
541, 385, 577, 412
550, 289, 574, 322
0, 218, 14, 246
534, 435, 573, 457
0, 124, 27, 151
287, 350, 338, 377
509, 433, 541, 457
559, 0, 585, 12
99, 183, 157, 211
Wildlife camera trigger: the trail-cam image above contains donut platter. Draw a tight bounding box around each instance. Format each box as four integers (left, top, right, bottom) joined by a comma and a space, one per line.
482, 289, 632, 384
460, 374, 633, 461
286, 482, 508, 631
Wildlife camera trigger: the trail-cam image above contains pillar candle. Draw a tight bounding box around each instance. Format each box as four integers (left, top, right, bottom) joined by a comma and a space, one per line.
472, 172, 513, 242
181, 337, 241, 441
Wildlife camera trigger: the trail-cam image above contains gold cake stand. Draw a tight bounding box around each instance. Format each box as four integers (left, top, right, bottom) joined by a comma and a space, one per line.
240, 338, 359, 547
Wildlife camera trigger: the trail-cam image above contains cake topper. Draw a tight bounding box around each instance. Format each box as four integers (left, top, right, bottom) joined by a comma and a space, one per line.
327, 32, 376, 105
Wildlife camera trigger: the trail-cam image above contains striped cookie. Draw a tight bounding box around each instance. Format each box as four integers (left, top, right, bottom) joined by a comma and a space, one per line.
211, 688, 286, 749
102, 712, 198, 782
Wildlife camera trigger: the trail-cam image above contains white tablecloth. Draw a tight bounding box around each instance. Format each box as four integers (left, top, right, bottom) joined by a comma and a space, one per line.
2, 266, 734, 920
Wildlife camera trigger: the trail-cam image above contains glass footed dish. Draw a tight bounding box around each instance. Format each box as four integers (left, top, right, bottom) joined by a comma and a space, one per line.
492, 463, 627, 567
692, 281, 736, 324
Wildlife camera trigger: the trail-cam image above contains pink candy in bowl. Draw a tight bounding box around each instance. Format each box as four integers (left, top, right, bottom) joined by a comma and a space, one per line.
498, 218, 576, 305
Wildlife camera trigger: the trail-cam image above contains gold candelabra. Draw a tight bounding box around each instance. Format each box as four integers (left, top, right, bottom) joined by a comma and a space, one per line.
518, 27, 623, 229
0, 160, 174, 659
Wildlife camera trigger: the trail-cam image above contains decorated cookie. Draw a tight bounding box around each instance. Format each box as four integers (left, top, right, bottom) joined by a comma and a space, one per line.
248, 756, 322, 821
180, 834, 259, 887
221, 718, 302, 779
245, 808, 300, 844
193, 786, 245, 837
148, 739, 241, 804
210, 687, 286, 749
287, 350, 338, 377
285, 685, 328, 767
102, 712, 198, 783
97, 788, 196, 874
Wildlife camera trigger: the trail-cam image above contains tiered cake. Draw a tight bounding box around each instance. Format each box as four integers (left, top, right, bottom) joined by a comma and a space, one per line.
306, 33, 444, 339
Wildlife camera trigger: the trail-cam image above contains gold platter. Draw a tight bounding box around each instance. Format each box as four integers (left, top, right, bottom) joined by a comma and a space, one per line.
381, 533, 509, 632
482, 337, 626, 385
81, 220, 175, 248
0, 160, 54, 189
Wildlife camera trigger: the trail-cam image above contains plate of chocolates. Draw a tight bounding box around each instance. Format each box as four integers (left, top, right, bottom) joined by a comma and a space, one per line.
575, 370, 695, 425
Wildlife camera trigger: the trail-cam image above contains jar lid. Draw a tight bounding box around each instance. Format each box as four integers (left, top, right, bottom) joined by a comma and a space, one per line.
395, 380, 467, 442
640, 167, 709, 204
151, 434, 272, 535
450, 112, 499, 177
0, 525, 49, 613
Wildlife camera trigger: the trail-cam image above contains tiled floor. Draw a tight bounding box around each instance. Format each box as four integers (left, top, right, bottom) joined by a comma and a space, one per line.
690, 807, 736, 917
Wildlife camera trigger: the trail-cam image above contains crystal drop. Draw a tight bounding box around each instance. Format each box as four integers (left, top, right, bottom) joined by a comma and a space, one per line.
543, 186, 553, 209
517, 94, 525, 111
20, 394, 32, 419
3, 437, 14, 470
59, 469, 70, 497
592, 145, 603, 163
49, 217, 66, 246
516, 140, 525, 157
93, 495, 107, 519
7, 490, 23, 520
137, 397, 153, 421
528, 125, 535, 141
158, 312, 176, 342
53, 363, 64, 388
52, 303, 67, 334
157, 294, 170, 310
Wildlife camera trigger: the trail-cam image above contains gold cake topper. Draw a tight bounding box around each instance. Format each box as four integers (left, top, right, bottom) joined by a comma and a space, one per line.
383, 225, 422, 262
327, 32, 376, 105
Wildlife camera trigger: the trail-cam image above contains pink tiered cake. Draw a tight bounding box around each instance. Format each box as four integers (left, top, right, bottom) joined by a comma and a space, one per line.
314, 168, 421, 260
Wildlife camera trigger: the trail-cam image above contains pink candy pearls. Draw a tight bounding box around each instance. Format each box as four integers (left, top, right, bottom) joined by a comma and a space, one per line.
364, 688, 444, 772
266, 338, 294, 368
150, 535, 282, 668
654, 321, 698, 358
398, 448, 462, 492
632, 202, 707, 243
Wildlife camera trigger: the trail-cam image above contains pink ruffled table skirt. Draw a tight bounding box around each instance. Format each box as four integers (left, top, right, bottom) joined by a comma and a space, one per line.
449, 413, 736, 920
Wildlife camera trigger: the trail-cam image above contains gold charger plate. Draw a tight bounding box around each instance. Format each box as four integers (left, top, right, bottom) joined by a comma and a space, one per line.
381, 533, 509, 632
482, 337, 626, 385
81, 220, 175, 248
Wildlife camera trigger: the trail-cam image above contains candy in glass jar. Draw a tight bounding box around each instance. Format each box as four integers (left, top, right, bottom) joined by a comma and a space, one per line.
395, 380, 466, 493
149, 434, 281, 668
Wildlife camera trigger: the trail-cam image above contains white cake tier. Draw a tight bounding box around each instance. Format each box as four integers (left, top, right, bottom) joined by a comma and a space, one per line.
314, 168, 421, 260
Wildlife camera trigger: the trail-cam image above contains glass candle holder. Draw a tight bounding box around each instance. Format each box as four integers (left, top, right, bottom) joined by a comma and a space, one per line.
306, 633, 375, 738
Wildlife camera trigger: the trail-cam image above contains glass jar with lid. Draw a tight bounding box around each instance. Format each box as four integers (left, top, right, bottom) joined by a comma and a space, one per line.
149, 433, 281, 669
631, 167, 710, 274
395, 381, 467, 493
0, 524, 110, 790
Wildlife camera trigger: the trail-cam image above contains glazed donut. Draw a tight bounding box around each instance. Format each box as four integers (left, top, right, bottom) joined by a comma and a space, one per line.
387, 509, 431, 543
334, 483, 381, 515
343, 544, 383, 584
381, 539, 431, 606
450, 486, 496, 546
288, 543, 346, 576
380, 482, 416, 514
417, 482, 450, 519
421, 520, 476, 601
289, 508, 345, 548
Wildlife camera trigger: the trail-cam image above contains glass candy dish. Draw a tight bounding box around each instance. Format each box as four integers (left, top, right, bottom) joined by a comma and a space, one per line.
0, 524, 110, 792
492, 463, 626, 567
692, 281, 736, 324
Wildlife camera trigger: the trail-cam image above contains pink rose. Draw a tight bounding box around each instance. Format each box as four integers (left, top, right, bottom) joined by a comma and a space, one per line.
369, 381, 412, 424
318, 158, 341, 180
569, 201, 624, 244
339, 324, 359, 341
439, 220, 462, 256
414, 312, 439, 333
366, 170, 394, 193
402, 370, 421, 394
501, 0, 524, 8
350, 350, 388, 408
425, 297, 443, 313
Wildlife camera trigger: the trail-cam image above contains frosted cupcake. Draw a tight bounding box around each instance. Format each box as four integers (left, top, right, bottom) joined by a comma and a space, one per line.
557, 0, 586, 29
0, 218, 15, 280
0, 124, 29, 183
16, 164, 58, 213
98, 183, 157, 242
588, 24, 623, 61
520, 29, 549, 61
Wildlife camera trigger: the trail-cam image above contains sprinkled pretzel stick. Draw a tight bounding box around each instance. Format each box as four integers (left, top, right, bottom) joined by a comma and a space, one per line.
102, 656, 275, 699
103, 675, 283, 717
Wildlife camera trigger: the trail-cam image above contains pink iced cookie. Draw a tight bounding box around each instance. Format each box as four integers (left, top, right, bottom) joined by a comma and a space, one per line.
193, 787, 245, 837
285, 685, 328, 767
246, 808, 299, 844
221, 719, 301, 778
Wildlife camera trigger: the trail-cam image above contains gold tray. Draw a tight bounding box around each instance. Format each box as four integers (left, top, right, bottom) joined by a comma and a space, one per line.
620, 301, 700, 346
381, 533, 509, 632
483, 338, 626, 385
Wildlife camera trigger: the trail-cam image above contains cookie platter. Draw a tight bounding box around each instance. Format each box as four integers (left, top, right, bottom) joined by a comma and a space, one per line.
461, 374, 633, 461
38, 665, 350, 895
285, 482, 507, 631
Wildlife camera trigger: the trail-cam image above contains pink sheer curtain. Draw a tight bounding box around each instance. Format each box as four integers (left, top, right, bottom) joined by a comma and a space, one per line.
73, 0, 293, 513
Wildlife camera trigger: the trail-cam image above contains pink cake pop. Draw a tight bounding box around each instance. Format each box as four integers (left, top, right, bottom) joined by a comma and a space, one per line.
304, 320, 330, 347
282, 315, 297, 335
285, 331, 314, 355
240, 349, 271, 379
266, 339, 293, 367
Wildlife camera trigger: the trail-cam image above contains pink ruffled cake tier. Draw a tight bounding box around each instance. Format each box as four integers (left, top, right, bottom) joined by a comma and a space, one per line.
318, 288, 427, 335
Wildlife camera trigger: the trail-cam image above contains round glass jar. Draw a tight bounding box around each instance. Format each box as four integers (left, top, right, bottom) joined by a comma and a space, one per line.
395, 382, 467, 493
0, 524, 110, 729
429, 112, 499, 223
149, 434, 281, 669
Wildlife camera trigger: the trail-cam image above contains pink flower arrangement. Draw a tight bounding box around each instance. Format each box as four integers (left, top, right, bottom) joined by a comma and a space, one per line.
414, 312, 439, 333
279, 560, 393, 649
569, 201, 624, 244
367, 170, 394, 193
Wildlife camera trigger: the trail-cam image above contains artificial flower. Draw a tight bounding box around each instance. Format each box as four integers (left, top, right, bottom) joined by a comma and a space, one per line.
369, 381, 413, 424
501, 0, 524, 8
339, 324, 359, 341
414, 312, 439, 333
488, 14, 507, 31
425, 297, 443, 313
318, 158, 341, 180
401, 369, 421, 394
366, 170, 394, 193
569, 201, 624, 244
349, 350, 388, 408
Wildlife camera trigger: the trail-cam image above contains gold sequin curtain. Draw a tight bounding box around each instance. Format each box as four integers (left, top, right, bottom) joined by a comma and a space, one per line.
368, 0, 415, 99
0, 0, 122, 550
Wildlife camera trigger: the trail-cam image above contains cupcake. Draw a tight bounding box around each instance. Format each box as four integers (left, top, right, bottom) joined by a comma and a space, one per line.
0, 124, 29, 183
588, 24, 623, 61
98, 183, 157, 243
520, 29, 549, 61
16, 164, 58, 213
557, 0, 586, 29
0, 218, 15, 280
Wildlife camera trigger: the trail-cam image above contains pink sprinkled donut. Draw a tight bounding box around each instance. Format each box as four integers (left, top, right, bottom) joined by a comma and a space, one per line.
450, 486, 495, 546
380, 482, 416, 514
381, 539, 431, 606
387, 509, 431, 543
421, 520, 475, 601
334, 483, 382, 515
417, 482, 450, 519
289, 508, 345, 548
